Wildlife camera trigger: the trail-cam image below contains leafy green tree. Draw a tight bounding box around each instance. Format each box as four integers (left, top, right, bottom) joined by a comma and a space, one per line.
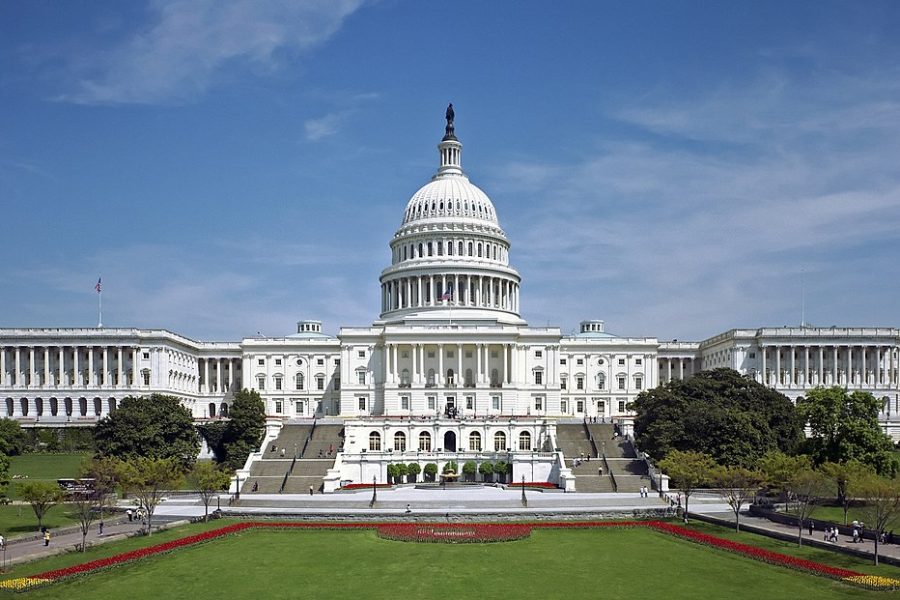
406, 463, 421, 483
798, 387, 898, 476
820, 460, 874, 525
479, 462, 494, 482
856, 474, 900, 566
0, 418, 28, 455
20, 480, 65, 530
189, 461, 232, 522
757, 451, 812, 508
94, 394, 199, 469
396, 463, 409, 483
219, 389, 266, 471
711, 465, 764, 532
494, 461, 508, 483
386, 463, 400, 483
68, 489, 99, 552
80, 456, 120, 517
423, 463, 438, 482
633, 369, 803, 467
658, 450, 716, 522
462, 460, 477, 482
787, 469, 833, 547
117, 457, 184, 535
0, 452, 10, 504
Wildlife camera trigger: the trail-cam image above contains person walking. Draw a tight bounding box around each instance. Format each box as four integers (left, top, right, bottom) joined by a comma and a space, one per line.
309, 485, 314, 496
807, 521, 814, 536
43, 530, 51, 547
99, 520, 104, 535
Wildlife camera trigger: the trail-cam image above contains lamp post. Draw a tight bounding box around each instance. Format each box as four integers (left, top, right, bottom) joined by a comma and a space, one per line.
235, 474, 241, 501
369, 475, 377, 508
521, 475, 527, 507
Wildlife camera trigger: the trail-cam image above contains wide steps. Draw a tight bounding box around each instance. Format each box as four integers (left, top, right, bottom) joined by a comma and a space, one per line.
586, 424, 636, 458
574, 475, 616, 493
607, 458, 648, 476
250, 460, 292, 477
242, 477, 282, 494
283, 476, 331, 494
291, 459, 333, 478
263, 424, 314, 458
555, 424, 595, 458
611, 475, 647, 493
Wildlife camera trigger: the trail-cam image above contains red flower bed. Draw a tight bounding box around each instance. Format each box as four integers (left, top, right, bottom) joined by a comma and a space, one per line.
377, 523, 531, 543
340, 483, 394, 490
508, 481, 557, 489
14, 519, 892, 591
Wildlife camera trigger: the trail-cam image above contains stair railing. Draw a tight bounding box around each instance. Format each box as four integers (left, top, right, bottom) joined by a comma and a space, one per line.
279, 466, 291, 494
602, 452, 617, 492
582, 422, 599, 458
300, 419, 317, 458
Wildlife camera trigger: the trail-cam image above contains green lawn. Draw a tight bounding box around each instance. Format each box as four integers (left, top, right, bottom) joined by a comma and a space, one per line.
3, 523, 899, 599
7, 453, 89, 500
806, 505, 900, 530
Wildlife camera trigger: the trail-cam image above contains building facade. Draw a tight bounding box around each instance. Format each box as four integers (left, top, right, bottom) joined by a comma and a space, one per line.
2, 110, 899, 485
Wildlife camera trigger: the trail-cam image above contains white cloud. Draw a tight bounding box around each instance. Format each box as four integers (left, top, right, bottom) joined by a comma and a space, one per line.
304, 111, 347, 141
60, 0, 365, 105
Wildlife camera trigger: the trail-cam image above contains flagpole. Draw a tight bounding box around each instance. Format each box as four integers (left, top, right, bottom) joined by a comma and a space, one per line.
98, 288, 102, 328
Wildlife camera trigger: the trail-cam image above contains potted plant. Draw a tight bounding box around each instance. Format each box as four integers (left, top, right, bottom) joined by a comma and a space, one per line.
495, 461, 508, 484
424, 463, 438, 482
463, 461, 477, 482
479, 461, 494, 483
407, 463, 421, 483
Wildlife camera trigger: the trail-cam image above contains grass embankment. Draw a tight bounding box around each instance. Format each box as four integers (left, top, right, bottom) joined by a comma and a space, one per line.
3, 521, 899, 599
3, 453, 90, 535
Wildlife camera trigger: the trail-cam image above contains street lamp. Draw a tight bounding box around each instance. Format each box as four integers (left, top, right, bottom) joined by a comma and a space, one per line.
369, 475, 377, 508
521, 475, 527, 507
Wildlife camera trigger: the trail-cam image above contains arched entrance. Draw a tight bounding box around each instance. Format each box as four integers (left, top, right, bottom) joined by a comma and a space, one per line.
443, 431, 456, 452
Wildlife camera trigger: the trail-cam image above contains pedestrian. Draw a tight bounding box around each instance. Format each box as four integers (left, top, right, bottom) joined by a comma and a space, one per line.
99, 520, 104, 535
808, 521, 814, 536
280, 447, 285, 457
0, 534, 5, 549
852, 527, 859, 543
823, 526, 830, 541
309, 485, 314, 496
43, 530, 51, 546
598, 466, 603, 476
405, 504, 412, 514
126, 508, 133, 522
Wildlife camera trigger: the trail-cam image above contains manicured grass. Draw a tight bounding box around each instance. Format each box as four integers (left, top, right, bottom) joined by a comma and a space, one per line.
0, 504, 80, 536
7, 453, 89, 500
806, 505, 900, 531
4, 524, 897, 599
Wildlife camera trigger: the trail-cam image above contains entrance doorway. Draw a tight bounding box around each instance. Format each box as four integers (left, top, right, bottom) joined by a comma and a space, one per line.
444, 431, 457, 452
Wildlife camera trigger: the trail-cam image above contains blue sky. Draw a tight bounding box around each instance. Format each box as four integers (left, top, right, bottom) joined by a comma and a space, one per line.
2, 1, 900, 341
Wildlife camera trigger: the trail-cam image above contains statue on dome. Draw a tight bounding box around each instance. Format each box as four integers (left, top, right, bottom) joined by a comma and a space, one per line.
443, 103, 457, 141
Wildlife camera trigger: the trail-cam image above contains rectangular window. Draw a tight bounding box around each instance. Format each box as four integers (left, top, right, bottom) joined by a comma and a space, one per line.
618, 400, 626, 413
534, 396, 543, 411
358, 351, 365, 358
466, 396, 474, 410
274, 400, 283, 414
401, 351, 409, 359
427, 396, 436, 410
357, 371, 366, 385
749, 352, 756, 359
618, 358, 625, 366
466, 351, 473, 358
142, 352, 150, 360
576, 376, 584, 390
142, 372, 150, 386
636, 358, 642, 365
576, 400, 584, 413
334, 378, 341, 391
560, 379, 567, 390
576, 358, 583, 366
258, 358, 265, 366
534, 371, 543, 385
560, 358, 566, 365
275, 378, 282, 391
428, 351, 435, 358
335, 359, 341, 366
295, 401, 304, 415
561, 400, 568, 413
401, 396, 410, 410
275, 359, 282, 366
317, 358, 325, 366
491, 396, 500, 410
316, 376, 324, 390
635, 378, 643, 390
535, 350, 543, 358
358, 397, 366, 411
618, 376, 626, 390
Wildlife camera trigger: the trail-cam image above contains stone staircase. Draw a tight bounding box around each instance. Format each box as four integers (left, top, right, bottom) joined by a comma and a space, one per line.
556, 423, 650, 493
242, 423, 344, 495
584, 424, 649, 493
281, 424, 345, 493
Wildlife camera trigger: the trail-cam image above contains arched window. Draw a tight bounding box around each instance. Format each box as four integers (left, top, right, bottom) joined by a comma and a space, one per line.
469, 431, 482, 451
477, 242, 483, 257
494, 431, 507, 451
295, 373, 304, 390
209, 402, 216, 418
418, 243, 423, 257
458, 241, 463, 255
448, 241, 453, 255
220, 402, 229, 417
418, 431, 432, 451
369, 431, 381, 451
596, 373, 606, 390
468, 242, 473, 256
427, 242, 433, 256
446, 369, 455, 386
394, 432, 406, 452
518, 431, 532, 451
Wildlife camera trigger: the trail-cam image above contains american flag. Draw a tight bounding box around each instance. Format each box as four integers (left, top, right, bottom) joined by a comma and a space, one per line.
440, 288, 452, 301
95, 277, 102, 293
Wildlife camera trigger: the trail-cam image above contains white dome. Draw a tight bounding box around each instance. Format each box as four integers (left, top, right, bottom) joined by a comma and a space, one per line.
402, 175, 498, 226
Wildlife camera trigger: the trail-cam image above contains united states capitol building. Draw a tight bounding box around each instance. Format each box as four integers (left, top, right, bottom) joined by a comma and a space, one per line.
2, 108, 899, 491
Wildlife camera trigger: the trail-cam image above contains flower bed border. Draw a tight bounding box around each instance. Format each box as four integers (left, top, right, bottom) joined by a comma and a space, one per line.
2, 520, 898, 592
377, 523, 531, 543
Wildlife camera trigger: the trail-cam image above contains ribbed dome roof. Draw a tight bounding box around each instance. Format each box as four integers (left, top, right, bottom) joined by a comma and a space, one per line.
402, 175, 498, 226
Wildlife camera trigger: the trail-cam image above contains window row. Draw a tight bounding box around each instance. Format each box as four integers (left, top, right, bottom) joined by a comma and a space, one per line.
558, 373, 643, 391
367, 430, 532, 452
255, 373, 339, 391
394, 238, 506, 263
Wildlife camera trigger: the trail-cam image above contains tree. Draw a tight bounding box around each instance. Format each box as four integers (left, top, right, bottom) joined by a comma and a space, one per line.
117, 457, 184, 535
189, 461, 231, 522
80, 456, 120, 518
462, 460, 477, 482
798, 387, 898, 476
658, 450, 716, 523
67, 489, 100, 552
0, 452, 10, 504
712, 465, 764, 532
406, 463, 421, 483
757, 451, 812, 508
786, 469, 833, 547
20, 481, 64, 530
633, 369, 803, 467
479, 461, 494, 482
396, 463, 409, 484
820, 460, 874, 525
855, 474, 900, 566
423, 463, 438, 482
494, 461, 508, 483
219, 389, 266, 471
94, 394, 199, 470
0, 418, 27, 455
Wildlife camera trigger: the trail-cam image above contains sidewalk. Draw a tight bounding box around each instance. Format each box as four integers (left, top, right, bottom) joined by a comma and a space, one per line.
1, 517, 173, 569
697, 510, 900, 564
